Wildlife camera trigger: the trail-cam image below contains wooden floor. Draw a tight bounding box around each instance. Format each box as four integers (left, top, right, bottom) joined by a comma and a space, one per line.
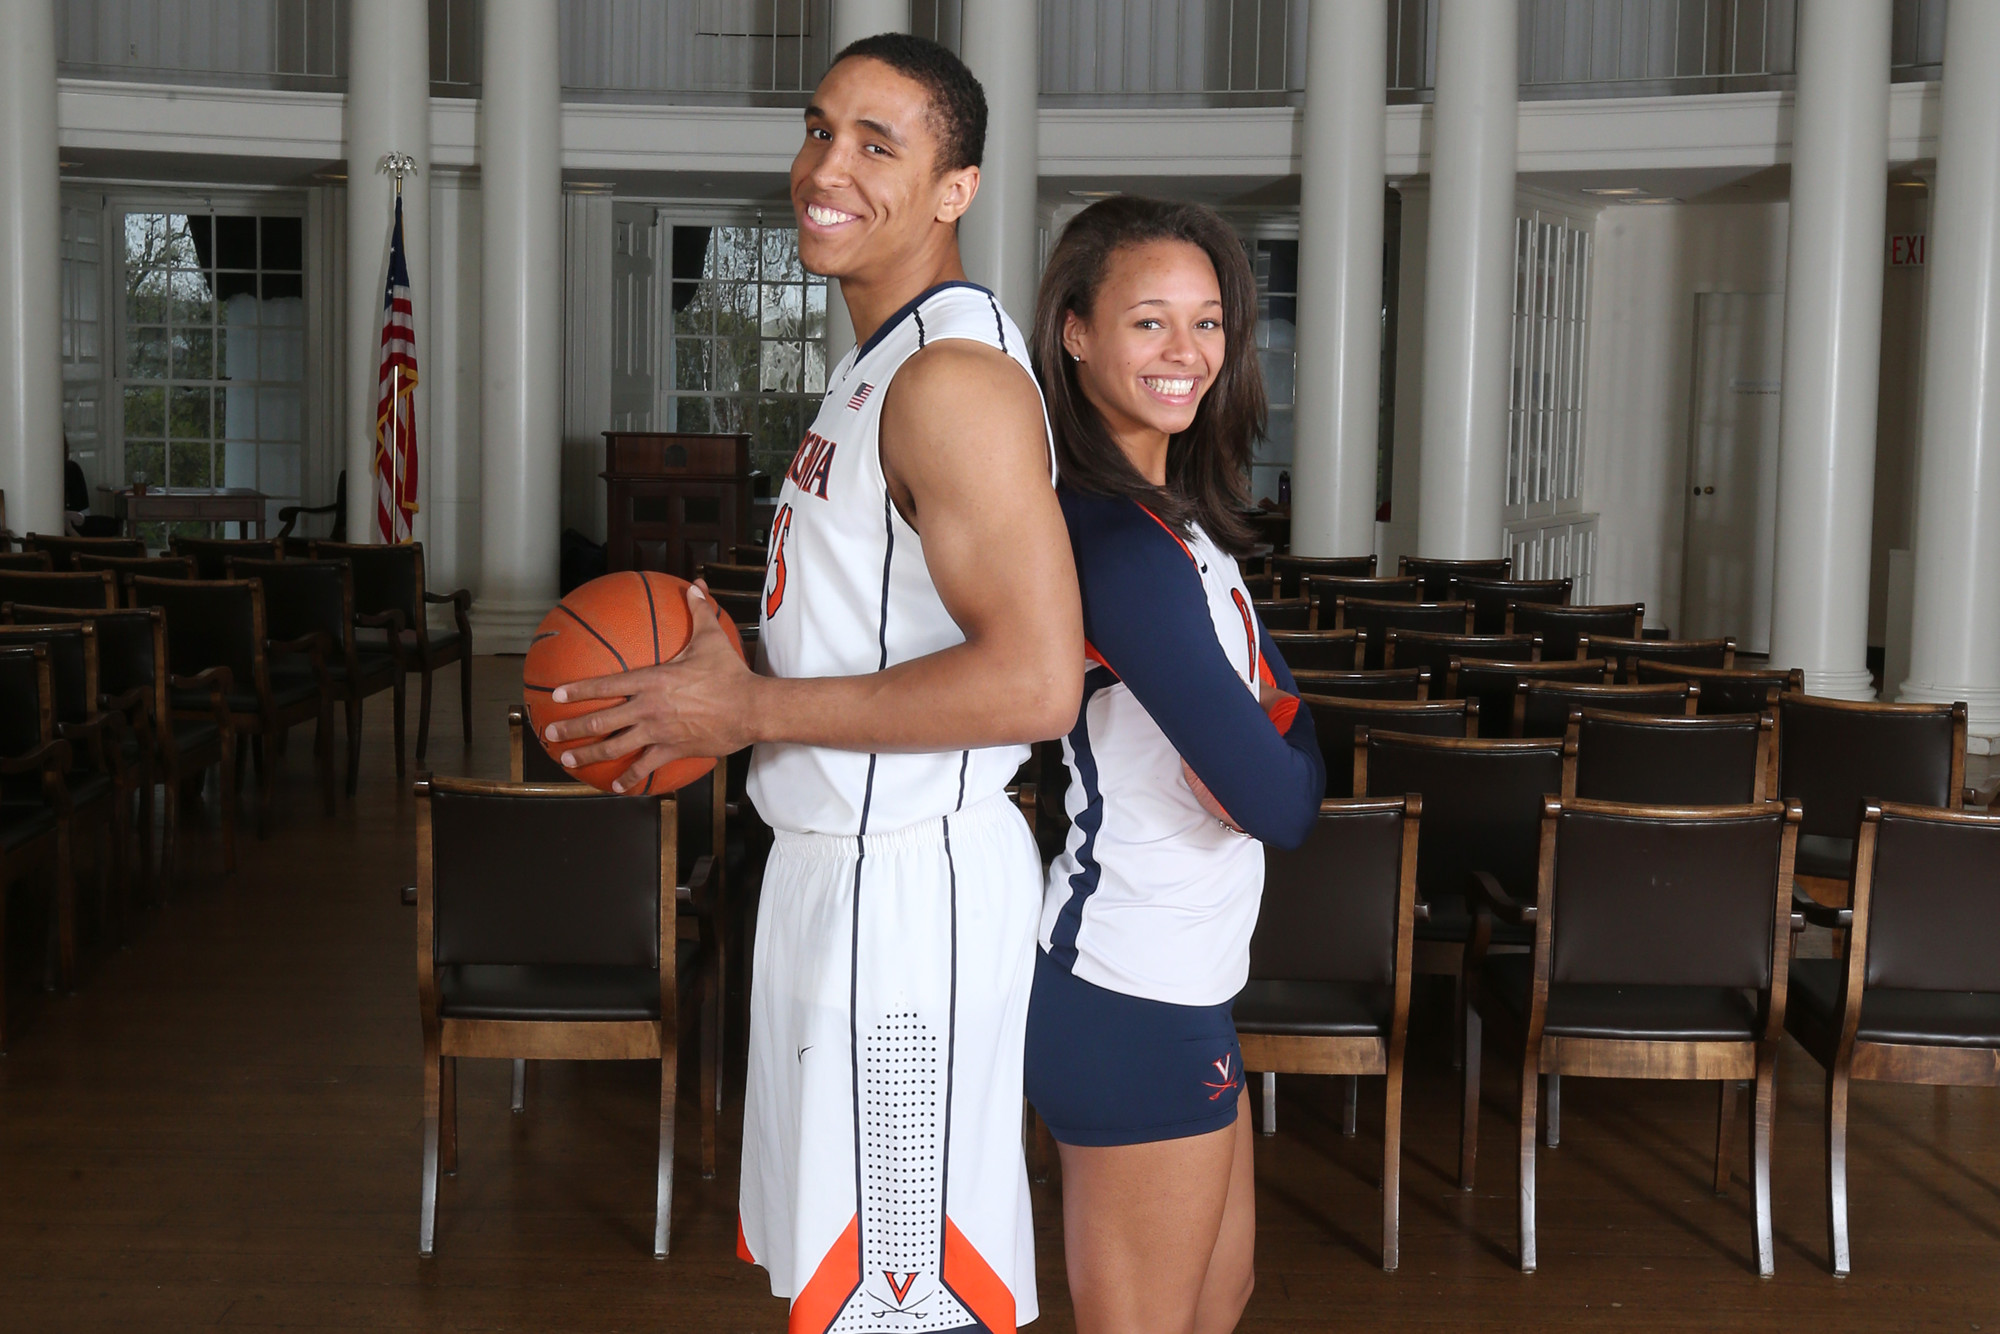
5, 655, 2000, 1331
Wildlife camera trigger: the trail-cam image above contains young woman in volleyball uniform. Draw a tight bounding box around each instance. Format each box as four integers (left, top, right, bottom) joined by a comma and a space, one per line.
1024, 198, 1325, 1334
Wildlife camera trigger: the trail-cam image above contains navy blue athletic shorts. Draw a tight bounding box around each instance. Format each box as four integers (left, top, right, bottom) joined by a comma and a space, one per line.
1023, 947, 1244, 1147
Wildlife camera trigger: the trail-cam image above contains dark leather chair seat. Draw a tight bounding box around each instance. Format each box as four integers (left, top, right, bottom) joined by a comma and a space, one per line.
64, 770, 114, 807
173, 677, 320, 716
173, 719, 221, 753
1234, 980, 1391, 1037
1791, 958, 2000, 1049
1795, 834, 1856, 881
0, 803, 57, 851
323, 649, 397, 684
1483, 953, 1760, 1042
439, 959, 673, 1023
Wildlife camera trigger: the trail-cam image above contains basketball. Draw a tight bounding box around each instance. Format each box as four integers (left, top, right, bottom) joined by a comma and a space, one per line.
522, 570, 746, 794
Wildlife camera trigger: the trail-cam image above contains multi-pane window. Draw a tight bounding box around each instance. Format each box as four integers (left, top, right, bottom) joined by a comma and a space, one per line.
120, 211, 306, 539
665, 222, 828, 481
1247, 236, 1297, 505
61, 202, 105, 485
1506, 207, 1591, 518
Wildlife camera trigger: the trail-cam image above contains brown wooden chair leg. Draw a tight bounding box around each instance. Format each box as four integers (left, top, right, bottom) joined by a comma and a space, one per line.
1752, 1045, 1778, 1277
1715, 1079, 1740, 1194
440, 1055, 458, 1176
217, 747, 238, 873
1341, 1074, 1359, 1138
136, 752, 157, 906
54, 823, 75, 991
1382, 1048, 1406, 1272
1544, 1074, 1561, 1148
510, 1059, 527, 1113
1826, 1062, 1852, 1275
700, 958, 718, 1179
1451, 969, 1466, 1071
1518, 1047, 1540, 1273
419, 1036, 442, 1256
316, 705, 337, 815
344, 696, 363, 797
1459, 1005, 1482, 1190
457, 648, 473, 747
414, 662, 434, 764
392, 668, 408, 779
253, 733, 273, 839
655, 1041, 678, 1259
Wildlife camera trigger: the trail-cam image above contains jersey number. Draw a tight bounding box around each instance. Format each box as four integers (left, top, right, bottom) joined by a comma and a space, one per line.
764, 503, 794, 619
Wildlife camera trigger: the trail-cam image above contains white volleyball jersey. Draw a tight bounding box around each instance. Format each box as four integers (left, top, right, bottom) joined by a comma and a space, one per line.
747, 281, 1052, 837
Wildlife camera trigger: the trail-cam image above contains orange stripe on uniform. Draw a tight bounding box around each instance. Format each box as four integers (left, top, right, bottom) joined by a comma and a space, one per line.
788, 1214, 860, 1334
736, 1215, 755, 1265
943, 1217, 1015, 1333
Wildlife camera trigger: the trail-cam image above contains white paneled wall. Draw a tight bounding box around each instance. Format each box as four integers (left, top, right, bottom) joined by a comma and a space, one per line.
1040, 0, 1305, 98
559, 0, 831, 95
58, 0, 345, 81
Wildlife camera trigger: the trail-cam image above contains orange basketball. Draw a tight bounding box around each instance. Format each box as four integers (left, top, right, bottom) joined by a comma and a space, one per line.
522, 571, 745, 794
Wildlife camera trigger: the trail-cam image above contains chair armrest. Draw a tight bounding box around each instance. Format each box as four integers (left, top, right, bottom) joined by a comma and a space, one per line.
1468, 869, 1536, 925
0, 737, 72, 777
266, 631, 326, 661
55, 712, 119, 773
1793, 891, 1851, 931
1413, 899, 1431, 924
400, 885, 417, 907
355, 610, 409, 665
168, 666, 235, 726
424, 588, 472, 609
99, 684, 149, 719
276, 498, 339, 539
676, 853, 717, 907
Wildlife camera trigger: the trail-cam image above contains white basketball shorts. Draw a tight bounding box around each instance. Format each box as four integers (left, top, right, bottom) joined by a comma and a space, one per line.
738, 790, 1042, 1333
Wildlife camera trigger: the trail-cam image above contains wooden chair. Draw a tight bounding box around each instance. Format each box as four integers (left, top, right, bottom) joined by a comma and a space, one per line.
1778, 695, 1967, 911
0, 570, 118, 611
1787, 801, 2000, 1274
1399, 555, 1510, 600
1236, 795, 1423, 1271
310, 541, 470, 764
706, 586, 762, 638
0, 645, 73, 1052
24, 534, 145, 570
169, 535, 283, 580
1513, 679, 1697, 738
0, 551, 53, 572
1460, 797, 1801, 1275
731, 542, 768, 566
1450, 576, 1571, 636
1383, 630, 1541, 678
414, 775, 710, 1258
233, 557, 405, 796
1584, 634, 1734, 680
1266, 629, 1364, 673
1507, 602, 1645, 662
1271, 553, 1375, 598
1303, 697, 1477, 798
694, 561, 767, 594
1564, 709, 1772, 805
1305, 575, 1423, 617
8, 603, 236, 888
1291, 668, 1429, 701
130, 576, 335, 836
1334, 598, 1474, 668
1637, 660, 1801, 716
276, 470, 345, 545
1447, 658, 1610, 739
1253, 597, 1313, 632
1239, 571, 1275, 600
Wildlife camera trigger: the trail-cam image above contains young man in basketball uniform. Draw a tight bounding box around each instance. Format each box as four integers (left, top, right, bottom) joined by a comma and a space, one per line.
546, 33, 1081, 1333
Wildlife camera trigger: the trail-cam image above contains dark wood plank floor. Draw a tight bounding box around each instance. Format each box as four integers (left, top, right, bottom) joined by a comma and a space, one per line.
5, 656, 2000, 1331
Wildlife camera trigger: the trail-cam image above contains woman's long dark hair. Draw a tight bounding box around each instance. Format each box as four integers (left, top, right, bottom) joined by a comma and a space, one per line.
1030, 196, 1265, 555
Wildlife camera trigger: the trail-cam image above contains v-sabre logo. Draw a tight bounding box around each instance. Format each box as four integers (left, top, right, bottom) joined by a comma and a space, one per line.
1204, 1053, 1240, 1101
785, 430, 837, 500
885, 1270, 918, 1303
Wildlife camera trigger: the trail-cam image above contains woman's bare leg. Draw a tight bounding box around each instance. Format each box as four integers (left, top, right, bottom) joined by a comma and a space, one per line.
1192, 1106, 1256, 1334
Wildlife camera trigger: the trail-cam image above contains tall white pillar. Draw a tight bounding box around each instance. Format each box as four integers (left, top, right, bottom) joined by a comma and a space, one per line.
957, 1, 1040, 328
345, 0, 430, 544
1416, 0, 1516, 560
1290, 1, 1386, 558
1902, 0, 2000, 744
1768, 0, 1892, 699
473, 0, 564, 652
0, 0, 64, 538
426, 169, 481, 601
823, 0, 913, 368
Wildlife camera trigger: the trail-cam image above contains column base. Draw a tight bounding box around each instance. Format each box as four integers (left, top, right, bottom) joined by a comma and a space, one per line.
469, 597, 556, 655
1897, 678, 2000, 754
1799, 667, 1878, 702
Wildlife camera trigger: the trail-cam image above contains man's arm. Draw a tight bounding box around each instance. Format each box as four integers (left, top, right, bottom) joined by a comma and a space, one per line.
546, 339, 1083, 792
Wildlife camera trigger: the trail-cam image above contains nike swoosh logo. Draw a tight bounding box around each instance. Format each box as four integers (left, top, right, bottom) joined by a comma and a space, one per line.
798, 1045, 813, 1062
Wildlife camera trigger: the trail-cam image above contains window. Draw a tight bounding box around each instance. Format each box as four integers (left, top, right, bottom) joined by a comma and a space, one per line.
119, 210, 306, 540
664, 221, 828, 481
1247, 236, 1297, 505
1507, 206, 1591, 519
61, 201, 105, 486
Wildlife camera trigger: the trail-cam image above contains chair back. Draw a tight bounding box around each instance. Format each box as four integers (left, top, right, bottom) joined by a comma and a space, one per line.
1306, 575, 1422, 612
1291, 668, 1429, 701
1448, 658, 1610, 738
0, 551, 52, 571
1515, 680, 1696, 738
170, 535, 282, 581
507, 705, 574, 784
1305, 696, 1475, 798
1856, 803, 2000, 993
1238, 571, 1275, 599
1546, 798, 1794, 992
1450, 577, 1571, 635
311, 540, 423, 624
1778, 695, 1966, 844
0, 624, 95, 728
1252, 796, 1419, 985
1398, 555, 1511, 600
25, 534, 145, 570
1253, 598, 1312, 632
708, 587, 761, 631
8, 605, 161, 723
1267, 629, 1363, 673
1584, 635, 1734, 681
732, 542, 769, 566
1383, 630, 1540, 677
696, 561, 767, 593
424, 777, 666, 970
1335, 598, 1474, 667
1508, 601, 1645, 661
130, 577, 262, 695
1636, 660, 1803, 715
1567, 709, 1770, 805
74, 554, 196, 602
1271, 553, 1375, 597
230, 558, 348, 651
1360, 731, 1570, 921
0, 645, 52, 763
0, 570, 117, 611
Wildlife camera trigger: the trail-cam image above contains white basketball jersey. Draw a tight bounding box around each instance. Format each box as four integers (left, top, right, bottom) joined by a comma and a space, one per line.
747, 281, 1052, 837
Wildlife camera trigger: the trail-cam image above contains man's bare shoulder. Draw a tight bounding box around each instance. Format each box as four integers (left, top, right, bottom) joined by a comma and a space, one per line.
885, 338, 1042, 424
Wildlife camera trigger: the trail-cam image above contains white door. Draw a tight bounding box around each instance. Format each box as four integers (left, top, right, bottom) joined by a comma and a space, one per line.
1682, 291, 1784, 653
609, 204, 657, 432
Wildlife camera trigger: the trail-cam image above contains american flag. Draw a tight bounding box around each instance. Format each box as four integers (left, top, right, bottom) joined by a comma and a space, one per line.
374, 195, 419, 543
847, 382, 874, 411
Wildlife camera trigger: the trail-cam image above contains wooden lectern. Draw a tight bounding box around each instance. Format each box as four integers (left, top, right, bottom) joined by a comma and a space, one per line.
601, 431, 753, 580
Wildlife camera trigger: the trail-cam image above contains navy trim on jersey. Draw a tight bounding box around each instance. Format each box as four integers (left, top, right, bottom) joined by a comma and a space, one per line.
985, 292, 1007, 353
1047, 664, 1118, 969
853, 279, 994, 363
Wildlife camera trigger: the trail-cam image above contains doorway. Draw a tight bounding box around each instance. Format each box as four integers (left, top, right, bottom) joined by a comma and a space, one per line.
1682, 290, 1783, 653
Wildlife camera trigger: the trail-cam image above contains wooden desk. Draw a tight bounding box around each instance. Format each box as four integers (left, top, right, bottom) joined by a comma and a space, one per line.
104, 487, 269, 540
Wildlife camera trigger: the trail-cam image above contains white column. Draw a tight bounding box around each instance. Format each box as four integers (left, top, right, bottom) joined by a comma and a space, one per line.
426, 169, 481, 601
0, 0, 64, 538
344, 0, 430, 544
1902, 1, 2000, 744
1289, 0, 1386, 558
473, 0, 564, 652
957, 1, 1040, 328
1768, 0, 1892, 699
1416, 0, 1516, 560
822, 0, 913, 368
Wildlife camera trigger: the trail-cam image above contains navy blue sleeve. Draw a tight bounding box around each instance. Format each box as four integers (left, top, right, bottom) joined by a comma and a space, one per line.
1065, 492, 1326, 849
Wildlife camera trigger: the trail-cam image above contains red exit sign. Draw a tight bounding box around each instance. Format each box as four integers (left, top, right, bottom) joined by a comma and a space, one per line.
1889, 233, 1927, 267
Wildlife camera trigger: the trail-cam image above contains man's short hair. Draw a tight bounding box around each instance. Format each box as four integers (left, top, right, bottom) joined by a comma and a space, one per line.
830, 32, 987, 175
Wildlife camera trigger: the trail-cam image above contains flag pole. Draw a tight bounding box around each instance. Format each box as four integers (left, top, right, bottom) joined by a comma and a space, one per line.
381, 151, 418, 542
